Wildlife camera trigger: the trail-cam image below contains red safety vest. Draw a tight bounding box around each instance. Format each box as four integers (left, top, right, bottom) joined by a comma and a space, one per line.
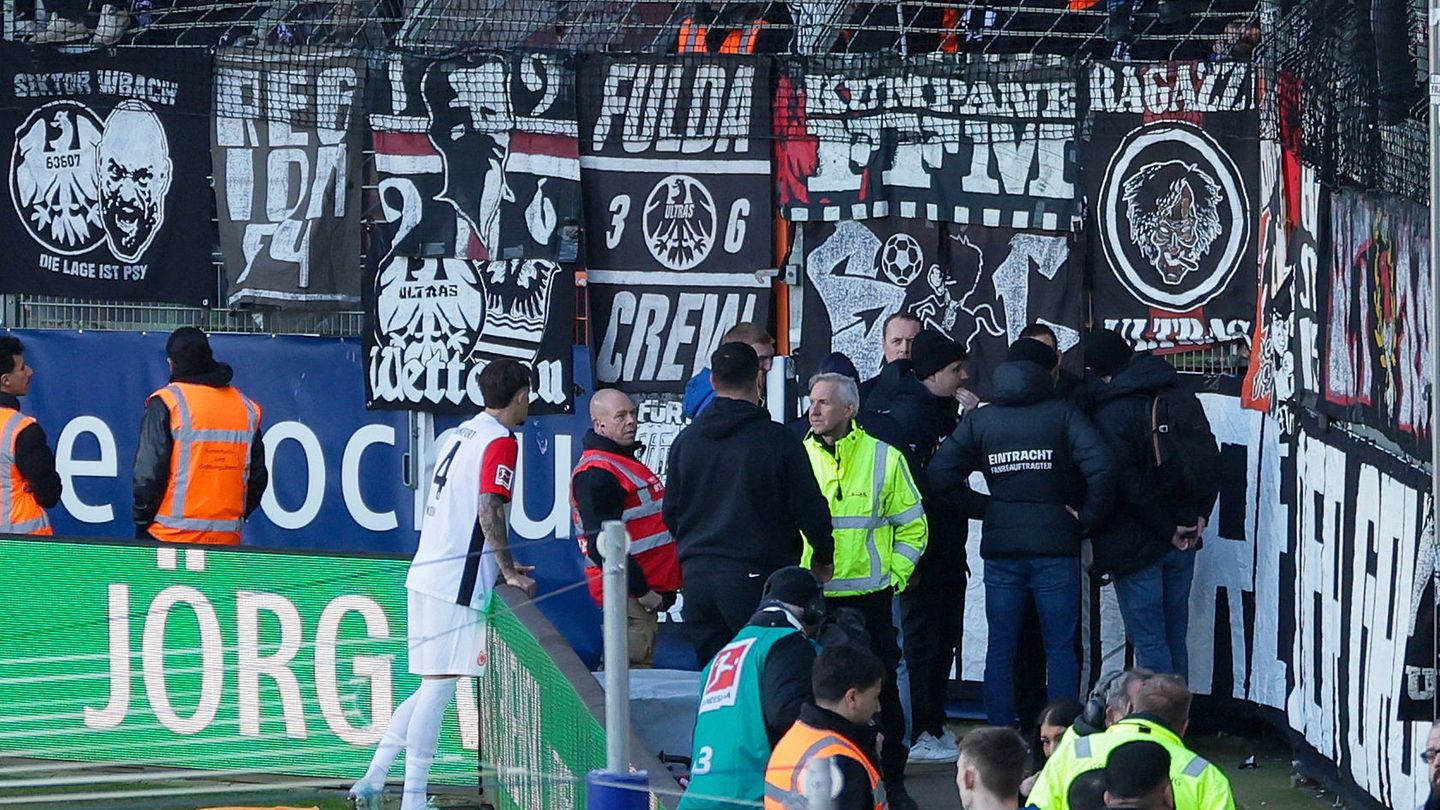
148, 383, 262, 546
0, 407, 51, 535
677, 17, 765, 54
571, 448, 681, 604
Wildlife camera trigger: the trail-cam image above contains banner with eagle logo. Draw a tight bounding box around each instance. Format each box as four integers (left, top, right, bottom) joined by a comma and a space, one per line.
0, 43, 215, 305
1083, 61, 1259, 351
796, 219, 1084, 398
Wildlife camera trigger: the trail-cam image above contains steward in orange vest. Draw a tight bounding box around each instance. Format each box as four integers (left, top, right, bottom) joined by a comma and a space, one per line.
133, 328, 268, 546
0, 336, 61, 535
675, 2, 787, 54
571, 389, 680, 667
765, 644, 887, 810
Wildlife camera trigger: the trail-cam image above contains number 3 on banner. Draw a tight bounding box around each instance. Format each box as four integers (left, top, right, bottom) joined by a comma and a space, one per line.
724, 198, 750, 254
606, 195, 631, 250
534, 360, 564, 405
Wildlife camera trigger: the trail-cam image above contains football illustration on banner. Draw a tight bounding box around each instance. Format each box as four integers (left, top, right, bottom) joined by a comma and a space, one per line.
1097, 121, 1250, 312
643, 174, 716, 270
12, 98, 171, 263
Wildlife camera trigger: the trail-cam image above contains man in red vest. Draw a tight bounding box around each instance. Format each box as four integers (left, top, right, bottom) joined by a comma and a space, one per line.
572, 388, 680, 667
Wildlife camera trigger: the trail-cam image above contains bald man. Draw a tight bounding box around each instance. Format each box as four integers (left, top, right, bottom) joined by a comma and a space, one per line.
571, 388, 681, 667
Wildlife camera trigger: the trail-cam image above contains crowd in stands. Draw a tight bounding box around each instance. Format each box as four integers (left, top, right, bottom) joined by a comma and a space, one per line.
572, 315, 1232, 808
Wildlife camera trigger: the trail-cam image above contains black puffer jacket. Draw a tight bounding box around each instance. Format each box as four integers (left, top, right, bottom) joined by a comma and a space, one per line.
863, 359, 985, 581
929, 361, 1116, 560
1087, 354, 1217, 578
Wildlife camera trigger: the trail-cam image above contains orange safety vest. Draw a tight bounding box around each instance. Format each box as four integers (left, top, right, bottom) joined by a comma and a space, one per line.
571, 448, 680, 604
677, 17, 765, 54
0, 407, 51, 535
765, 719, 885, 810
148, 383, 262, 546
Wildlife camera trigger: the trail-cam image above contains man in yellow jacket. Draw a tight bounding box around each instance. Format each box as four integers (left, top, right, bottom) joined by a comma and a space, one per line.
1027, 674, 1236, 810
802, 371, 927, 810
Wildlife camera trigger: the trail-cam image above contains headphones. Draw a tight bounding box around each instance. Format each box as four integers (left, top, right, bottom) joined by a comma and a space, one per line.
1083, 670, 1127, 729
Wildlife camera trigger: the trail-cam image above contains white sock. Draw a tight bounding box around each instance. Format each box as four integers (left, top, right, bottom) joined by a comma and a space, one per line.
401, 676, 456, 810
355, 688, 422, 791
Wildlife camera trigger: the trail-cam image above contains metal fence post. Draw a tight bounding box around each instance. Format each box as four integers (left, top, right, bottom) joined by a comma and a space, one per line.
587, 520, 647, 810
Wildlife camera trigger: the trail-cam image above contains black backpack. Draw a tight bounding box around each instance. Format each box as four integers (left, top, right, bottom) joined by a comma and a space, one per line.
1148, 387, 1221, 507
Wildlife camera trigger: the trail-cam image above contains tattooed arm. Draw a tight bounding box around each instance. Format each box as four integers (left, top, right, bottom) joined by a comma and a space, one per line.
480, 492, 535, 597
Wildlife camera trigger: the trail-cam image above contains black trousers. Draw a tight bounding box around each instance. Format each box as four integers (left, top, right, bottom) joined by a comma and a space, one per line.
681, 563, 772, 667
830, 588, 908, 791
900, 572, 965, 741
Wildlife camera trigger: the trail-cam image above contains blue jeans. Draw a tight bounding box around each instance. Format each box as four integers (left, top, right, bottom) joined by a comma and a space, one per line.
983, 557, 1081, 726
1113, 546, 1197, 677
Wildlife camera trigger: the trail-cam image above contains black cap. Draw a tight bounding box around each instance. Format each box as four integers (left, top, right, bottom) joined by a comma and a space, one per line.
1084, 330, 1134, 378
817, 351, 860, 385
1008, 337, 1059, 370
762, 566, 825, 621
910, 329, 965, 381
166, 327, 218, 377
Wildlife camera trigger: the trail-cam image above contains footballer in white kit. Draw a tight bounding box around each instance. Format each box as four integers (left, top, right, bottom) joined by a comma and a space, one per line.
350, 359, 537, 810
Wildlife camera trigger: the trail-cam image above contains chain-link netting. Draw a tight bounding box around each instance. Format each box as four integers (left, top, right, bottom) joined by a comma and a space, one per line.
1268, 0, 1428, 203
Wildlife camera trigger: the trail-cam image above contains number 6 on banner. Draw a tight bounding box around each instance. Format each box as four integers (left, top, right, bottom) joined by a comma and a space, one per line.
534, 360, 564, 405
724, 198, 750, 253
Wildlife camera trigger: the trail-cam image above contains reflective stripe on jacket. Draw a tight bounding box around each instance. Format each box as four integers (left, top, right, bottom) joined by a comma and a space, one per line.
571, 448, 681, 604
764, 719, 884, 810
677, 17, 765, 53
148, 383, 262, 546
1028, 717, 1236, 810
802, 424, 927, 595
0, 408, 50, 535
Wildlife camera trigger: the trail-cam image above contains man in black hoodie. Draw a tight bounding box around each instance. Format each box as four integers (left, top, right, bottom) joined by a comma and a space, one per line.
929, 340, 1116, 726
133, 327, 268, 545
664, 342, 836, 665
1085, 331, 1220, 679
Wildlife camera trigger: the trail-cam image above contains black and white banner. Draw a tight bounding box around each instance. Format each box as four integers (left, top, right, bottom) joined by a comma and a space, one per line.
213, 48, 364, 309
369, 52, 581, 264
775, 55, 1081, 230
0, 43, 215, 305
579, 55, 772, 274
1084, 61, 1259, 350
363, 222, 574, 414
797, 219, 1083, 396
635, 393, 686, 482
589, 270, 771, 394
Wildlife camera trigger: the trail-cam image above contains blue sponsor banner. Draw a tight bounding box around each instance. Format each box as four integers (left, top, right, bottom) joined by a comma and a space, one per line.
12, 329, 608, 661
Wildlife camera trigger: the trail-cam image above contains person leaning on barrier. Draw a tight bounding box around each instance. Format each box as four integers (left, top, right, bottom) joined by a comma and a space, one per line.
1027, 674, 1235, 810
132, 327, 267, 545
571, 388, 680, 668
765, 643, 887, 810
802, 371, 926, 808
0, 336, 61, 534
680, 567, 827, 810
350, 359, 536, 810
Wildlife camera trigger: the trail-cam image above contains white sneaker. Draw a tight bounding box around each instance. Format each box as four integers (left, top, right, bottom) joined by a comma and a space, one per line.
939, 727, 960, 750
347, 783, 383, 810
32, 17, 90, 44
91, 5, 130, 45
907, 731, 960, 762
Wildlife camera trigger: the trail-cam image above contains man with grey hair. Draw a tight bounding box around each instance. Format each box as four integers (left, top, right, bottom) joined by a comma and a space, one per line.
801, 370, 928, 808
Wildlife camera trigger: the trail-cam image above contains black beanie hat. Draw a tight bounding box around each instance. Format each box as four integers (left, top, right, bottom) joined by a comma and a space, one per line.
166, 327, 218, 377
762, 566, 825, 616
817, 351, 861, 386
910, 329, 966, 381
1085, 330, 1134, 377
1007, 337, 1059, 370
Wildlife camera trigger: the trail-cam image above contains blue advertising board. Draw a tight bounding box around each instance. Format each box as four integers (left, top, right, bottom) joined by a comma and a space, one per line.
10, 329, 607, 662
